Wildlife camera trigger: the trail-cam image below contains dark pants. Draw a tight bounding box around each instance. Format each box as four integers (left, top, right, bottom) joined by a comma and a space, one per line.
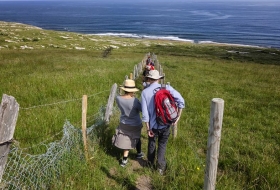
147, 126, 170, 170
136, 139, 141, 153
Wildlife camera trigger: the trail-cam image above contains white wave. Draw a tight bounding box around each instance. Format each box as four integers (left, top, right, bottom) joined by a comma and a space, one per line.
92, 33, 142, 38
89, 33, 194, 43
198, 41, 262, 48
141, 35, 194, 42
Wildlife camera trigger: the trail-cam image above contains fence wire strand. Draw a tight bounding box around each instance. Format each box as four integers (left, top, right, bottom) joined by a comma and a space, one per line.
20, 90, 110, 110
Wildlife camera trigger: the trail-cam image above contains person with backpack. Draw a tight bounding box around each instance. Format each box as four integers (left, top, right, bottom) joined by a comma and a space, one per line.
141, 70, 185, 175
112, 79, 144, 167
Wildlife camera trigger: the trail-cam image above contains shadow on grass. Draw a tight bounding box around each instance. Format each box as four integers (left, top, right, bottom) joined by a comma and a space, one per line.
101, 166, 136, 190
94, 123, 121, 159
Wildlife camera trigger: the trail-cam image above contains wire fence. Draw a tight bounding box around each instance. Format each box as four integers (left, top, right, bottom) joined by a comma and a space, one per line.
0, 91, 108, 189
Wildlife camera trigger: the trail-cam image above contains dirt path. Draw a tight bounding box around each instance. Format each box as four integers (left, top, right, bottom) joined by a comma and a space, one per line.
131, 159, 152, 190
108, 158, 152, 189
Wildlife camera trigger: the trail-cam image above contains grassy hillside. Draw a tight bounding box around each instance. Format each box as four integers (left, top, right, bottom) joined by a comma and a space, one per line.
1, 21, 280, 189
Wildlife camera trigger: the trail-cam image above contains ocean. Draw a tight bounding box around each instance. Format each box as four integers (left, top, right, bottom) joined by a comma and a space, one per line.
0, 1, 279, 49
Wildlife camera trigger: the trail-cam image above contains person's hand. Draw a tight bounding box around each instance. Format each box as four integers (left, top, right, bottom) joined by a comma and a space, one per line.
148, 130, 154, 137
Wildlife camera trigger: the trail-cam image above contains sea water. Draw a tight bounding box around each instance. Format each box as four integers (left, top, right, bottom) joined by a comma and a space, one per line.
0, 1, 279, 49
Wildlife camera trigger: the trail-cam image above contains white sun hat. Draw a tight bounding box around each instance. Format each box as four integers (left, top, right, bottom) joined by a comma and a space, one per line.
145, 70, 164, 80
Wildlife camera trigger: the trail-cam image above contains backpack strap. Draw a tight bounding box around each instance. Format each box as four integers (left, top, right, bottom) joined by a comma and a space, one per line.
153, 86, 161, 94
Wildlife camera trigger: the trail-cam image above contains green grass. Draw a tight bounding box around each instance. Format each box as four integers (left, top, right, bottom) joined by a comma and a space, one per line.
1, 21, 280, 189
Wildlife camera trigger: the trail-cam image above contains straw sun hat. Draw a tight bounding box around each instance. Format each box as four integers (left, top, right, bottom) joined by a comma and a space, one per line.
120, 79, 139, 92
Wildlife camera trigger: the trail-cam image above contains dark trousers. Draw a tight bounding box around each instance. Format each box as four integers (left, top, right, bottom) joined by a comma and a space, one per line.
147, 126, 170, 170
136, 139, 141, 153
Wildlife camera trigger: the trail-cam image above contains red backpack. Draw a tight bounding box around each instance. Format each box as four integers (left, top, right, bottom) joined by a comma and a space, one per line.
154, 87, 178, 126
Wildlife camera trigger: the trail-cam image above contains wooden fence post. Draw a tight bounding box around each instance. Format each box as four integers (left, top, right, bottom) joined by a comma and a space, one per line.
161, 73, 165, 86
158, 64, 162, 74
130, 73, 133, 80
154, 60, 159, 70
134, 65, 139, 79
138, 62, 142, 75
172, 124, 178, 138
104, 83, 117, 124
0, 94, 19, 183
82, 95, 88, 161
204, 98, 224, 190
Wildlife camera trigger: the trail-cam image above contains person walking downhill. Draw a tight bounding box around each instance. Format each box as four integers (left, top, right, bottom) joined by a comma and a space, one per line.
112, 79, 144, 167
142, 64, 155, 89
141, 70, 185, 175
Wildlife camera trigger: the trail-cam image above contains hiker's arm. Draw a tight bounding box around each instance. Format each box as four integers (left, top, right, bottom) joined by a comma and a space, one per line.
168, 86, 185, 109
145, 122, 155, 137
141, 92, 149, 123
173, 108, 183, 126
145, 122, 150, 131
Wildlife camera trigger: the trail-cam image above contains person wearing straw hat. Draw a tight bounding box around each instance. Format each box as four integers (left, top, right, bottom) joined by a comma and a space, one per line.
141, 70, 185, 175
112, 79, 144, 167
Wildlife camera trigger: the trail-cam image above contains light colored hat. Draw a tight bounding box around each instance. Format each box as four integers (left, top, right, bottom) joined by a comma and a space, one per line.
146, 70, 164, 80
120, 79, 139, 92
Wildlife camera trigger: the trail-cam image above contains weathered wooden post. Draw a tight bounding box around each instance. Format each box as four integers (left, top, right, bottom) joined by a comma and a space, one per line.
154, 60, 159, 70
134, 65, 137, 79
0, 94, 19, 183
172, 121, 178, 138
133, 65, 137, 79
130, 73, 133, 80
138, 62, 142, 76
82, 95, 88, 161
142, 59, 145, 68
104, 83, 117, 124
161, 73, 165, 86
158, 64, 162, 74
204, 98, 224, 190
160, 67, 163, 76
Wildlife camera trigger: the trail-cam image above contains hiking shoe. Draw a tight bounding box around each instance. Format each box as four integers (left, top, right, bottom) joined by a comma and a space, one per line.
120, 159, 128, 167
136, 152, 144, 159
158, 168, 164, 175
